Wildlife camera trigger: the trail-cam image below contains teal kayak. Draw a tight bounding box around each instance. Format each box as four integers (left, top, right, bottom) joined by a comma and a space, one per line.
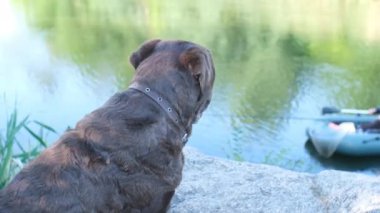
306, 110, 380, 158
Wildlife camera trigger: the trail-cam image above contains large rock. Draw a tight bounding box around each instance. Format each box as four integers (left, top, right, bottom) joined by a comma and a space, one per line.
170, 147, 380, 212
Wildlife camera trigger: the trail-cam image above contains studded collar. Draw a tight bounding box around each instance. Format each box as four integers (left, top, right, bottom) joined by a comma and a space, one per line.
128, 82, 189, 145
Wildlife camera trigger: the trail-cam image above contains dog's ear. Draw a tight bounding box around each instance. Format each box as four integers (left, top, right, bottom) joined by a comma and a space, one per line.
130, 39, 161, 69
179, 48, 214, 95
180, 47, 215, 121
179, 48, 204, 97
179, 48, 203, 78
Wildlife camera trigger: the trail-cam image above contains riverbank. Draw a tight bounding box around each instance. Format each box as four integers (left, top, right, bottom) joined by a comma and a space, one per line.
170, 147, 380, 212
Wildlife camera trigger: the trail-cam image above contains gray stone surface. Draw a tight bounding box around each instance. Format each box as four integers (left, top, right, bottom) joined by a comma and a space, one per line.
170, 147, 380, 213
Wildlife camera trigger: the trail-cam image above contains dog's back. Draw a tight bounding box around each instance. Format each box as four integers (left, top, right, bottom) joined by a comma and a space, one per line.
0, 91, 182, 212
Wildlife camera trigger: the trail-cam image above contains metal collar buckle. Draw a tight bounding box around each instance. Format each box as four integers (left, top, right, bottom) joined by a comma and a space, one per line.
182, 133, 188, 145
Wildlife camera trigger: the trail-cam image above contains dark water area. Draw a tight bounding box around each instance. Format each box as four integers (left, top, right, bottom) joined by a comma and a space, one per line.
2, 0, 380, 175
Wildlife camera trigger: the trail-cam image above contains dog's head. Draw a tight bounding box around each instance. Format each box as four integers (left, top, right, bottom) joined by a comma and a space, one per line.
130, 39, 215, 124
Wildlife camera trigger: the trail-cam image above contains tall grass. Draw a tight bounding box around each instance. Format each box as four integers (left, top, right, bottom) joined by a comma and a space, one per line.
0, 108, 56, 188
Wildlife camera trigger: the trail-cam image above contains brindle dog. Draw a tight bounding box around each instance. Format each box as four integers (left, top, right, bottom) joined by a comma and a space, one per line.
0, 39, 215, 212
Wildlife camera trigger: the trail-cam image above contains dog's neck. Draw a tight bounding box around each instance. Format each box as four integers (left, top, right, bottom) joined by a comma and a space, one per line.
128, 82, 189, 145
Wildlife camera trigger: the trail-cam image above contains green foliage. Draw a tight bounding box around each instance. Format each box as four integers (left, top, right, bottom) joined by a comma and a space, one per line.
12, 0, 380, 105
0, 109, 55, 189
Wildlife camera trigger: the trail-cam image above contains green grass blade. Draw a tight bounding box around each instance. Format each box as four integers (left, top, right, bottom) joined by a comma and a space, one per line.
33, 120, 56, 133
0, 120, 18, 186
6, 113, 28, 144
0, 110, 29, 187
13, 146, 40, 162
0, 112, 17, 186
5, 110, 17, 142
12, 152, 28, 159
23, 124, 48, 148
0, 143, 13, 186
0, 136, 3, 152
15, 138, 27, 153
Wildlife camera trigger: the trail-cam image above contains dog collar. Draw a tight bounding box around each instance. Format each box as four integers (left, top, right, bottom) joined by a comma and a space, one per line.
129, 82, 189, 145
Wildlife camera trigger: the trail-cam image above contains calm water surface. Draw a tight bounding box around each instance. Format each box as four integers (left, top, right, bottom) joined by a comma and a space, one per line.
2, 0, 380, 174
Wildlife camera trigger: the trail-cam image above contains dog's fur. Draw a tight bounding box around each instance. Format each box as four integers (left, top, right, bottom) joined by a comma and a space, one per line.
0, 39, 215, 212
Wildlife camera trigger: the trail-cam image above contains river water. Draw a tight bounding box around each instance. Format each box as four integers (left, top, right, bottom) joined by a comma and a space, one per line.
1, 0, 380, 174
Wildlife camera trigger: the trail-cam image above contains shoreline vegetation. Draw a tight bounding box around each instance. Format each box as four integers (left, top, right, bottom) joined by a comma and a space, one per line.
0, 108, 55, 188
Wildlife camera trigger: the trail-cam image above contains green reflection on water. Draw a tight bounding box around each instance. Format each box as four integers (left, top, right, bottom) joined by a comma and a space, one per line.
9, 0, 380, 172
